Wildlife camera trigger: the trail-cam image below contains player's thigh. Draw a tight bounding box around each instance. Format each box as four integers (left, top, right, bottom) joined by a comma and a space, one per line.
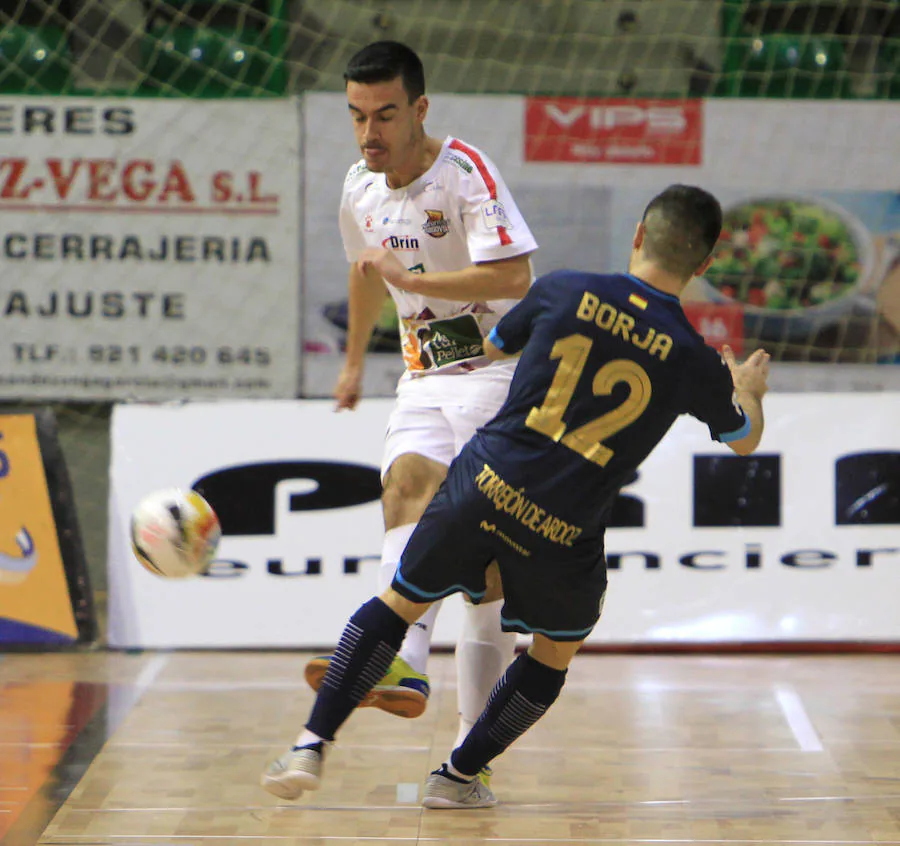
462, 559, 504, 605
382, 452, 447, 527
495, 545, 607, 645
382, 403, 456, 482
479, 560, 504, 603
381, 404, 453, 526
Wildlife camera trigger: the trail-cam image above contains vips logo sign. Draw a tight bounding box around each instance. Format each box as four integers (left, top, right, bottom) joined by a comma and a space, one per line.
525, 97, 703, 164
0, 98, 301, 401
0, 414, 79, 643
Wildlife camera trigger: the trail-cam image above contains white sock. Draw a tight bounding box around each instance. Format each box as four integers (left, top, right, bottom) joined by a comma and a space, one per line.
378, 524, 416, 592
400, 601, 441, 674
380, 523, 440, 675
454, 599, 517, 749
294, 728, 325, 748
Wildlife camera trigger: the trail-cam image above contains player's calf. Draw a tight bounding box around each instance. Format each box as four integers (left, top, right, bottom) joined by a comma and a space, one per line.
450, 651, 567, 778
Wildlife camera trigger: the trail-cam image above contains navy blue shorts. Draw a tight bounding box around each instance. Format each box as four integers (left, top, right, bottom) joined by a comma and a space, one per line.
393, 447, 607, 641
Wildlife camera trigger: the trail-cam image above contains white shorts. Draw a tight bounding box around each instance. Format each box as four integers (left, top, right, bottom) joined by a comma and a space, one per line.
381, 365, 514, 479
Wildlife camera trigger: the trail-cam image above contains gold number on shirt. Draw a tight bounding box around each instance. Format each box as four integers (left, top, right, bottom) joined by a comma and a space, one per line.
525, 333, 652, 466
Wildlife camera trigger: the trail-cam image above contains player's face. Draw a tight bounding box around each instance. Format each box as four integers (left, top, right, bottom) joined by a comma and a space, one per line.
346, 77, 426, 173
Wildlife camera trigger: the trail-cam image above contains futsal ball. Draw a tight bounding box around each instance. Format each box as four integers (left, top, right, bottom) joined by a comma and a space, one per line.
130, 488, 221, 578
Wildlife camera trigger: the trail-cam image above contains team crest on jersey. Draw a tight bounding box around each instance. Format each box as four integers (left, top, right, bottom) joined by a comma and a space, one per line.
422, 209, 450, 238
364, 214, 374, 232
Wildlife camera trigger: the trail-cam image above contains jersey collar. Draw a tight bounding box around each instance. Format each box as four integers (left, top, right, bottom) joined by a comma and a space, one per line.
624, 272, 681, 304
383, 137, 451, 196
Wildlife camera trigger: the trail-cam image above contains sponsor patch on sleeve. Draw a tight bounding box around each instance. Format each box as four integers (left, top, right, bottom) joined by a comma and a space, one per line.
481, 199, 512, 230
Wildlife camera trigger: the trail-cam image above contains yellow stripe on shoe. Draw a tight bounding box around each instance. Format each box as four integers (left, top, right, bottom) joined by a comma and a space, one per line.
303, 654, 430, 718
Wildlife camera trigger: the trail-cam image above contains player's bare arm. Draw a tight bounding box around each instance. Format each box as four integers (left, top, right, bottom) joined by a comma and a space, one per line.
483, 336, 514, 362
721, 344, 770, 456
334, 261, 389, 411
357, 248, 532, 301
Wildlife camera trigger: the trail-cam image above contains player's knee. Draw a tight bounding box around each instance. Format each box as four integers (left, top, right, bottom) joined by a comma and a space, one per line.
380, 586, 431, 626
382, 459, 443, 514
528, 634, 583, 671
381, 480, 427, 527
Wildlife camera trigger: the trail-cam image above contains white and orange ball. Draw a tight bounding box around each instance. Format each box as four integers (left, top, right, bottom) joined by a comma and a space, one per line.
130, 488, 221, 578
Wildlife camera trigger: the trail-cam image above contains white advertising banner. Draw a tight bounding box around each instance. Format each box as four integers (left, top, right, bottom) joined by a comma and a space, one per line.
106, 399, 469, 648
302, 94, 900, 395
0, 98, 301, 399
108, 395, 900, 648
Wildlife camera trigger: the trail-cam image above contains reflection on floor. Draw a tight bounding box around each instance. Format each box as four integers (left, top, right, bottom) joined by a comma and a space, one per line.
1, 676, 106, 846
4, 651, 900, 845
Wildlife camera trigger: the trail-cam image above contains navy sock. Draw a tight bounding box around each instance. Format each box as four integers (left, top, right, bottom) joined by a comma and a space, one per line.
450, 652, 567, 776
306, 597, 409, 741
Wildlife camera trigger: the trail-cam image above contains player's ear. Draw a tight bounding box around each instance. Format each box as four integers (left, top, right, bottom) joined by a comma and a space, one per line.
633, 222, 644, 251
694, 254, 715, 278
415, 95, 429, 123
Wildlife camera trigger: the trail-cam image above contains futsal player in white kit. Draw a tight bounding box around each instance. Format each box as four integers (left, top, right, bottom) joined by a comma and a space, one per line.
292, 40, 538, 790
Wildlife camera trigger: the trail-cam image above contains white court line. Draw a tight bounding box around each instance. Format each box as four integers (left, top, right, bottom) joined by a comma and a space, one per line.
104, 741, 807, 754
511, 745, 802, 753
36, 836, 900, 844
110, 742, 432, 751
106, 654, 171, 732
151, 681, 307, 691
133, 654, 171, 695
65, 805, 425, 813
149, 680, 447, 692
67, 792, 900, 814
774, 684, 824, 752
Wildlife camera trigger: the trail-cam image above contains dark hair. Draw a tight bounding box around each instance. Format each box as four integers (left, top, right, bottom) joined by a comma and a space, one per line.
641, 185, 723, 278
344, 41, 426, 103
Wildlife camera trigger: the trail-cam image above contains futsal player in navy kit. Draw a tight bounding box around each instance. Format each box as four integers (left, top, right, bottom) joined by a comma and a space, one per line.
262, 185, 771, 809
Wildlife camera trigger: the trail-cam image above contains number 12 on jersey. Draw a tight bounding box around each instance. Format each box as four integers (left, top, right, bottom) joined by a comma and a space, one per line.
525, 334, 652, 466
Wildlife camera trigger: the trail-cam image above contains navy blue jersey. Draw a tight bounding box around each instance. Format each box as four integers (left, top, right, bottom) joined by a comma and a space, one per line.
470, 269, 749, 540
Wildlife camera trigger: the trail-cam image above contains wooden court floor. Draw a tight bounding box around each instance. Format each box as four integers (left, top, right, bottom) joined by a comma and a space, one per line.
3, 650, 900, 846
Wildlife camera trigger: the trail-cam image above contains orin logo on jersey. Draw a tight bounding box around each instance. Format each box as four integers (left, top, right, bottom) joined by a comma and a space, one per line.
382, 234, 420, 251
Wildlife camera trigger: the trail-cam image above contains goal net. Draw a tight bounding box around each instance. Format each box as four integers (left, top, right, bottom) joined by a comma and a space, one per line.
0, 0, 898, 631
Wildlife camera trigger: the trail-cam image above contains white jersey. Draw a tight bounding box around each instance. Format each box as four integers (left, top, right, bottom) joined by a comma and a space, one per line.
339, 136, 538, 382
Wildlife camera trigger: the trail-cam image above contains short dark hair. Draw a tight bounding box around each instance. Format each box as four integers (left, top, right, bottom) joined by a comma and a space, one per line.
344, 41, 426, 103
641, 185, 723, 278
